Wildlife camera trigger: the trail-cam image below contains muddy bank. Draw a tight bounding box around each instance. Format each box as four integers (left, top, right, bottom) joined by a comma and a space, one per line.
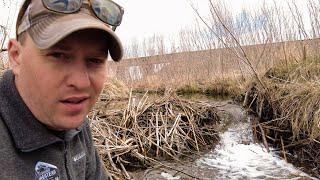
244, 58, 320, 178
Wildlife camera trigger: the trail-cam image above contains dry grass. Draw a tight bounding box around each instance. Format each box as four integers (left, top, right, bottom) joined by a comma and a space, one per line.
88, 90, 220, 179
0, 54, 7, 76
108, 39, 320, 100
0, 66, 5, 76
100, 77, 129, 100
176, 78, 243, 99
244, 57, 320, 177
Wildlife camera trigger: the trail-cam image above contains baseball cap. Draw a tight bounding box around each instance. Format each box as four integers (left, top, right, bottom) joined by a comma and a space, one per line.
16, 0, 123, 61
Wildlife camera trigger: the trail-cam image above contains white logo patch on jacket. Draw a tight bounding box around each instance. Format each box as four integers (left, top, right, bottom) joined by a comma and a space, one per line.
73, 151, 86, 162
35, 161, 60, 180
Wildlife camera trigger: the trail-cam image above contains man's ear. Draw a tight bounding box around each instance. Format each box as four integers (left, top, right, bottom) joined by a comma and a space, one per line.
8, 39, 22, 75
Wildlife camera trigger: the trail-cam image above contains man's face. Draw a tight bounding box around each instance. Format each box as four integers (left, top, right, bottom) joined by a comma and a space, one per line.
10, 29, 109, 131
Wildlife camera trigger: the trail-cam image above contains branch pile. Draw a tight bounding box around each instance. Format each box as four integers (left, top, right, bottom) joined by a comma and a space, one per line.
89, 90, 220, 179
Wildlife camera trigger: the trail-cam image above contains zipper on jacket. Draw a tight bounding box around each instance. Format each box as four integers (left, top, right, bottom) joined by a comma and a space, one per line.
64, 141, 73, 180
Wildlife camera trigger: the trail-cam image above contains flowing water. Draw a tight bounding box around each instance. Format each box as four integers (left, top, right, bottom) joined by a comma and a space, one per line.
130, 102, 318, 180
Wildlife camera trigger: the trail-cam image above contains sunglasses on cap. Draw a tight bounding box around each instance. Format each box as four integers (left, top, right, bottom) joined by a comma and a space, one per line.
17, 0, 124, 33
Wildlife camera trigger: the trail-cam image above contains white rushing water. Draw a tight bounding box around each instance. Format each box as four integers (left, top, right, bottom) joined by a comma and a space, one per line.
135, 103, 318, 180
196, 120, 315, 179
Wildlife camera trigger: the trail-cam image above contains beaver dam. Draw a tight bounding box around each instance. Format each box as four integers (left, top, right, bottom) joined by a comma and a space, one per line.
88, 90, 221, 179
88, 80, 319, 179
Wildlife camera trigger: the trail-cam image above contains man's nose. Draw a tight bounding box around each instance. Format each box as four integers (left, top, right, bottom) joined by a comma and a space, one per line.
67, 59, 91, 90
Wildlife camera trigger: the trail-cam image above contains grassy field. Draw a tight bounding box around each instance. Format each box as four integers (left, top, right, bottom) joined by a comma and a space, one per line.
106, 38, 320, 101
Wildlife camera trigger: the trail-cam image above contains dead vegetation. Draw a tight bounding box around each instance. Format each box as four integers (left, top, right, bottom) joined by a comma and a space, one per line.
88, 89, 220, 179
0, 65, 5, 76
0, 53, 7, 76
243, 57, 320, 177
176, 78, 243, 99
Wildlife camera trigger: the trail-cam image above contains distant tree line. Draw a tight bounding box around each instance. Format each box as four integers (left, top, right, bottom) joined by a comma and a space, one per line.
124, 0, 320, 59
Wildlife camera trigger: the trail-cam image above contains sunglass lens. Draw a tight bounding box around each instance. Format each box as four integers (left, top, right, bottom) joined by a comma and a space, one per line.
43, 0, 82, 13
91, 0, 123, 26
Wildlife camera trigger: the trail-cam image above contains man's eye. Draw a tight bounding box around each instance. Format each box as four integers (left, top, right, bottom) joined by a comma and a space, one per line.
49, 52, 69, 60
88, 58, 105, 64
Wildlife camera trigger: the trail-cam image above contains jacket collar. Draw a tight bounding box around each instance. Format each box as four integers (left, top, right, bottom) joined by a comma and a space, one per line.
0, 70, 83, 152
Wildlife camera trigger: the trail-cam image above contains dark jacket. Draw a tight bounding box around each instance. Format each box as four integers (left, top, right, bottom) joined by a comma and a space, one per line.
0, 70, 108, 180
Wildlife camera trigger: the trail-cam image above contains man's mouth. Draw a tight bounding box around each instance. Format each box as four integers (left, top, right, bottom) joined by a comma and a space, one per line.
60, 96, 90, 113
61, 97, 88, 104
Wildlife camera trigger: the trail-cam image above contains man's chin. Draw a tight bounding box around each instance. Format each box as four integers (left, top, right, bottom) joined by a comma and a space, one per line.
51, 116, 86, 131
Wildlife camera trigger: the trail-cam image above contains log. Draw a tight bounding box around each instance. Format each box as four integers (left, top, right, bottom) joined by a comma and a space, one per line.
258, 124, 270, 153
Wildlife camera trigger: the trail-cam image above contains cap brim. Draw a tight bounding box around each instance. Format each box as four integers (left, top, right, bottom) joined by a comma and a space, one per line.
28, 12, 123, 61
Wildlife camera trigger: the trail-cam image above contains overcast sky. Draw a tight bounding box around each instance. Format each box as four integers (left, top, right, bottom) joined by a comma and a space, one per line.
107, 0, 262, 44
0, 0, 309, 49
0, 0, 269, 43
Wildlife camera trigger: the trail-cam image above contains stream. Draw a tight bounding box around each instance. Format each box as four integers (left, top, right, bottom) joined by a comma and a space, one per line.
130, 102, 318, 180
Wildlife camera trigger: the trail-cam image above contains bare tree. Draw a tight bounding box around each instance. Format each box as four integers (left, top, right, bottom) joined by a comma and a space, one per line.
307, 0, 320, 38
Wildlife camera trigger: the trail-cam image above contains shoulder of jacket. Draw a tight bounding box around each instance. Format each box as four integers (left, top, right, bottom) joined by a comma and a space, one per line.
0, 115, 15, 150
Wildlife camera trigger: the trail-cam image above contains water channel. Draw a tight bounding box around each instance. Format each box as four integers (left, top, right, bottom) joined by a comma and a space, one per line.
130, 102, 318, 180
